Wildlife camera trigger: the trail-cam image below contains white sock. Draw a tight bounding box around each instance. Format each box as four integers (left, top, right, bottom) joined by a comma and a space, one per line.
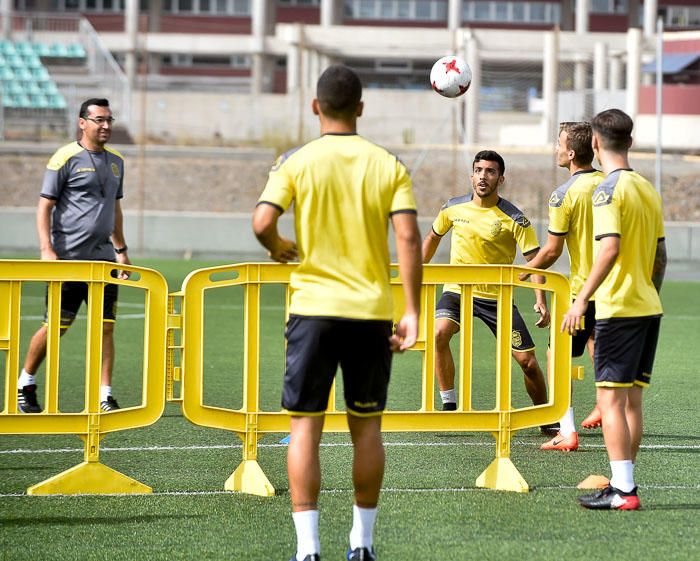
610, 460, 635, 493
440, 389, 456, 404
349, 505, 378, 550
100, 385, 112, 402
18, 369, 36, 388
559, 407, 576, 437
293, 509, 320, 559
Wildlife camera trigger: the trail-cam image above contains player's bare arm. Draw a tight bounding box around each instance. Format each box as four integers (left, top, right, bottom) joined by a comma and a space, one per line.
652, 239, 667, 293
36, 196, 57, 261
422, 228, 442, 264
391, 212, 422, 352
518, 233, 565, 281
111, 199, 132, 279
252, 202, 298, 263
562, 235, 619, 334
524, 249, 550, 328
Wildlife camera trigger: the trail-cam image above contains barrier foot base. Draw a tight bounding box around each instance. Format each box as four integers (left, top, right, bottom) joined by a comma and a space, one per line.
225, 460, 275, 497
475, 458, 529, 493
27, 461, 152, 495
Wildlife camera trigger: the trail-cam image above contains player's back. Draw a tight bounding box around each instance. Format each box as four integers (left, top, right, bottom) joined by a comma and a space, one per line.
592, 169, 664, 318
548, 169, 603, 296
263, 134, 416, 320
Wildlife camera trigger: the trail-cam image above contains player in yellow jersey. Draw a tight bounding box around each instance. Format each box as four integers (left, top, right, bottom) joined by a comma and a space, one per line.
563, 109, 666, 510
253, 66, 422, 561
521, 122, 604, 451
423, 150, 552, 427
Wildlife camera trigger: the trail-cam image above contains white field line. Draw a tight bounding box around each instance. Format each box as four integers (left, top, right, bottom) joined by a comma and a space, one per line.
0, 483, 698, 499
1, 440, 699, 455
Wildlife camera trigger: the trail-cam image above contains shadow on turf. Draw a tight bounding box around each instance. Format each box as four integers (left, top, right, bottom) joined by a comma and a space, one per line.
644, 504, 700, 511
0, 514, 204, 527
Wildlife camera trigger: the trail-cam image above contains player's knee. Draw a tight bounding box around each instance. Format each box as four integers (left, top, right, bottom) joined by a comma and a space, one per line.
518, 354, 540, 376
434, 325, 454, 349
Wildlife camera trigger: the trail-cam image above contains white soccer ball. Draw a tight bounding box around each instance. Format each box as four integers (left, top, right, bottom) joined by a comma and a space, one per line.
430, 55, 472, 98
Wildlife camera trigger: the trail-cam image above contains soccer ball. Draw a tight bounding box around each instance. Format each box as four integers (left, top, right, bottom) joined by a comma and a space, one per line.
430, 55, 472, 98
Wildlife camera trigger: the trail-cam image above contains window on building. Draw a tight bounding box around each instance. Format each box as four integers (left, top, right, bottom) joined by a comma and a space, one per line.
345, 0, 447, 21
162, 0, 249, 14
376, 59, 413, 73
463, 1, 559, 25
529, 2, 546, 22
495, 2, 508, 21
416, 0, 432, 19
512, 1, 524, 21
473, 1, 490, 21
163, 53, 251, 68
278, 0, 319, 4
591, 0, 627, 14
664, 6, 700, 27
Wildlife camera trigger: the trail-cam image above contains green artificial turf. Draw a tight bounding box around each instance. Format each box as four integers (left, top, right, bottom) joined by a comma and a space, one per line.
1, 259, 698, 561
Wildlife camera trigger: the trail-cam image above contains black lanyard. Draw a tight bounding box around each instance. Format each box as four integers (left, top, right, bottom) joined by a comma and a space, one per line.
78, 142, 107, 198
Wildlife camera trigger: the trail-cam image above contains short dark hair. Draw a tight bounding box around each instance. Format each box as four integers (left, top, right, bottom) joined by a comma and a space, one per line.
560, 121, 594, 166
79, 98, 110, 119
473, 149, 505, 176
591, 108, 633, 152
316, 65, 362, 119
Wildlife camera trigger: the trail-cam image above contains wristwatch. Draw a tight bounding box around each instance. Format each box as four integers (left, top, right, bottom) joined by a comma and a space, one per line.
114, 246, 128, 254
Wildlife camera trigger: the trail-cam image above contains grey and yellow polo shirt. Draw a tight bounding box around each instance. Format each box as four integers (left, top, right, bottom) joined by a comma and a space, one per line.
40, 141, 125, 261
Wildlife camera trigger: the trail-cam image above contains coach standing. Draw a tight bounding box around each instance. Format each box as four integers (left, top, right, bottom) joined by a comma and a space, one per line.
17, 98, 130, 414
562, 109, 666, 510
253, 65, 422, 561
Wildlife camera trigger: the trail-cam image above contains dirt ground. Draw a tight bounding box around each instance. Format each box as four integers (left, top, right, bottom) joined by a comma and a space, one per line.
1, 146, 698, 222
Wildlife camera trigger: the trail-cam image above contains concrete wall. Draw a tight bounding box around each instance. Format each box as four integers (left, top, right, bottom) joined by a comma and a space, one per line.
130, 89, 700, 150
3, 208, 700, 267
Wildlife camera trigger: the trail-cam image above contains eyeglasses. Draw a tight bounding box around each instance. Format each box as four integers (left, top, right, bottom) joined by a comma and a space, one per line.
85, 116, 115, 125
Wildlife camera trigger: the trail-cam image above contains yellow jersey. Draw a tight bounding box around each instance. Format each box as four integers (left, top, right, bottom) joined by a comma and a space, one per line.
258, 133, 417, 320
432, 194, 539, 299
548, 169, 604, 297
592, 169, 665, 319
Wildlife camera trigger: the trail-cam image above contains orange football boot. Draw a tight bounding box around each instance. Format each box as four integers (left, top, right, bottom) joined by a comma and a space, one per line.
540, 431, 579, 451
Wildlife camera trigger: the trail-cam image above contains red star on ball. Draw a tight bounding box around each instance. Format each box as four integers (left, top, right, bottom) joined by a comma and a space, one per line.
443, 59, 460, 74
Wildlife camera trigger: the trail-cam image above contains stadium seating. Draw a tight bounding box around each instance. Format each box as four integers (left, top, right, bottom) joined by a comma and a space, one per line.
0, 40, 72, 111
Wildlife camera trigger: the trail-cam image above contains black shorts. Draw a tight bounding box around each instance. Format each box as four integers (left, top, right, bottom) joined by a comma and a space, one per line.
282, 315, 393, 416
44, 280, 119, 327
594, 315, 661, 388
435, 292, 535, 352
571, 300, 596, 358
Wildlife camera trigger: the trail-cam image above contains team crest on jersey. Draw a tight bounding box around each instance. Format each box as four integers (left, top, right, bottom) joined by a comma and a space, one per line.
593, 191, 611, 206
512, 330, 523, 348
111, 163, 120, 177
490, 221, 503, 237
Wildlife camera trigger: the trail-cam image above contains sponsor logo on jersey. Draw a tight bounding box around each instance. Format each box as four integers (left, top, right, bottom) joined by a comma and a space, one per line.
77, 167, 95, 173
270, 154, 284, 172
517, 216, 532, 228
549, 192, 561, 206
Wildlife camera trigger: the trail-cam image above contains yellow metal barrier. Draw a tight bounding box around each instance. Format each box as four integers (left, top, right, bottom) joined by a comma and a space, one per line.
0, 260, 168, 495
179, 263, 572, 495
